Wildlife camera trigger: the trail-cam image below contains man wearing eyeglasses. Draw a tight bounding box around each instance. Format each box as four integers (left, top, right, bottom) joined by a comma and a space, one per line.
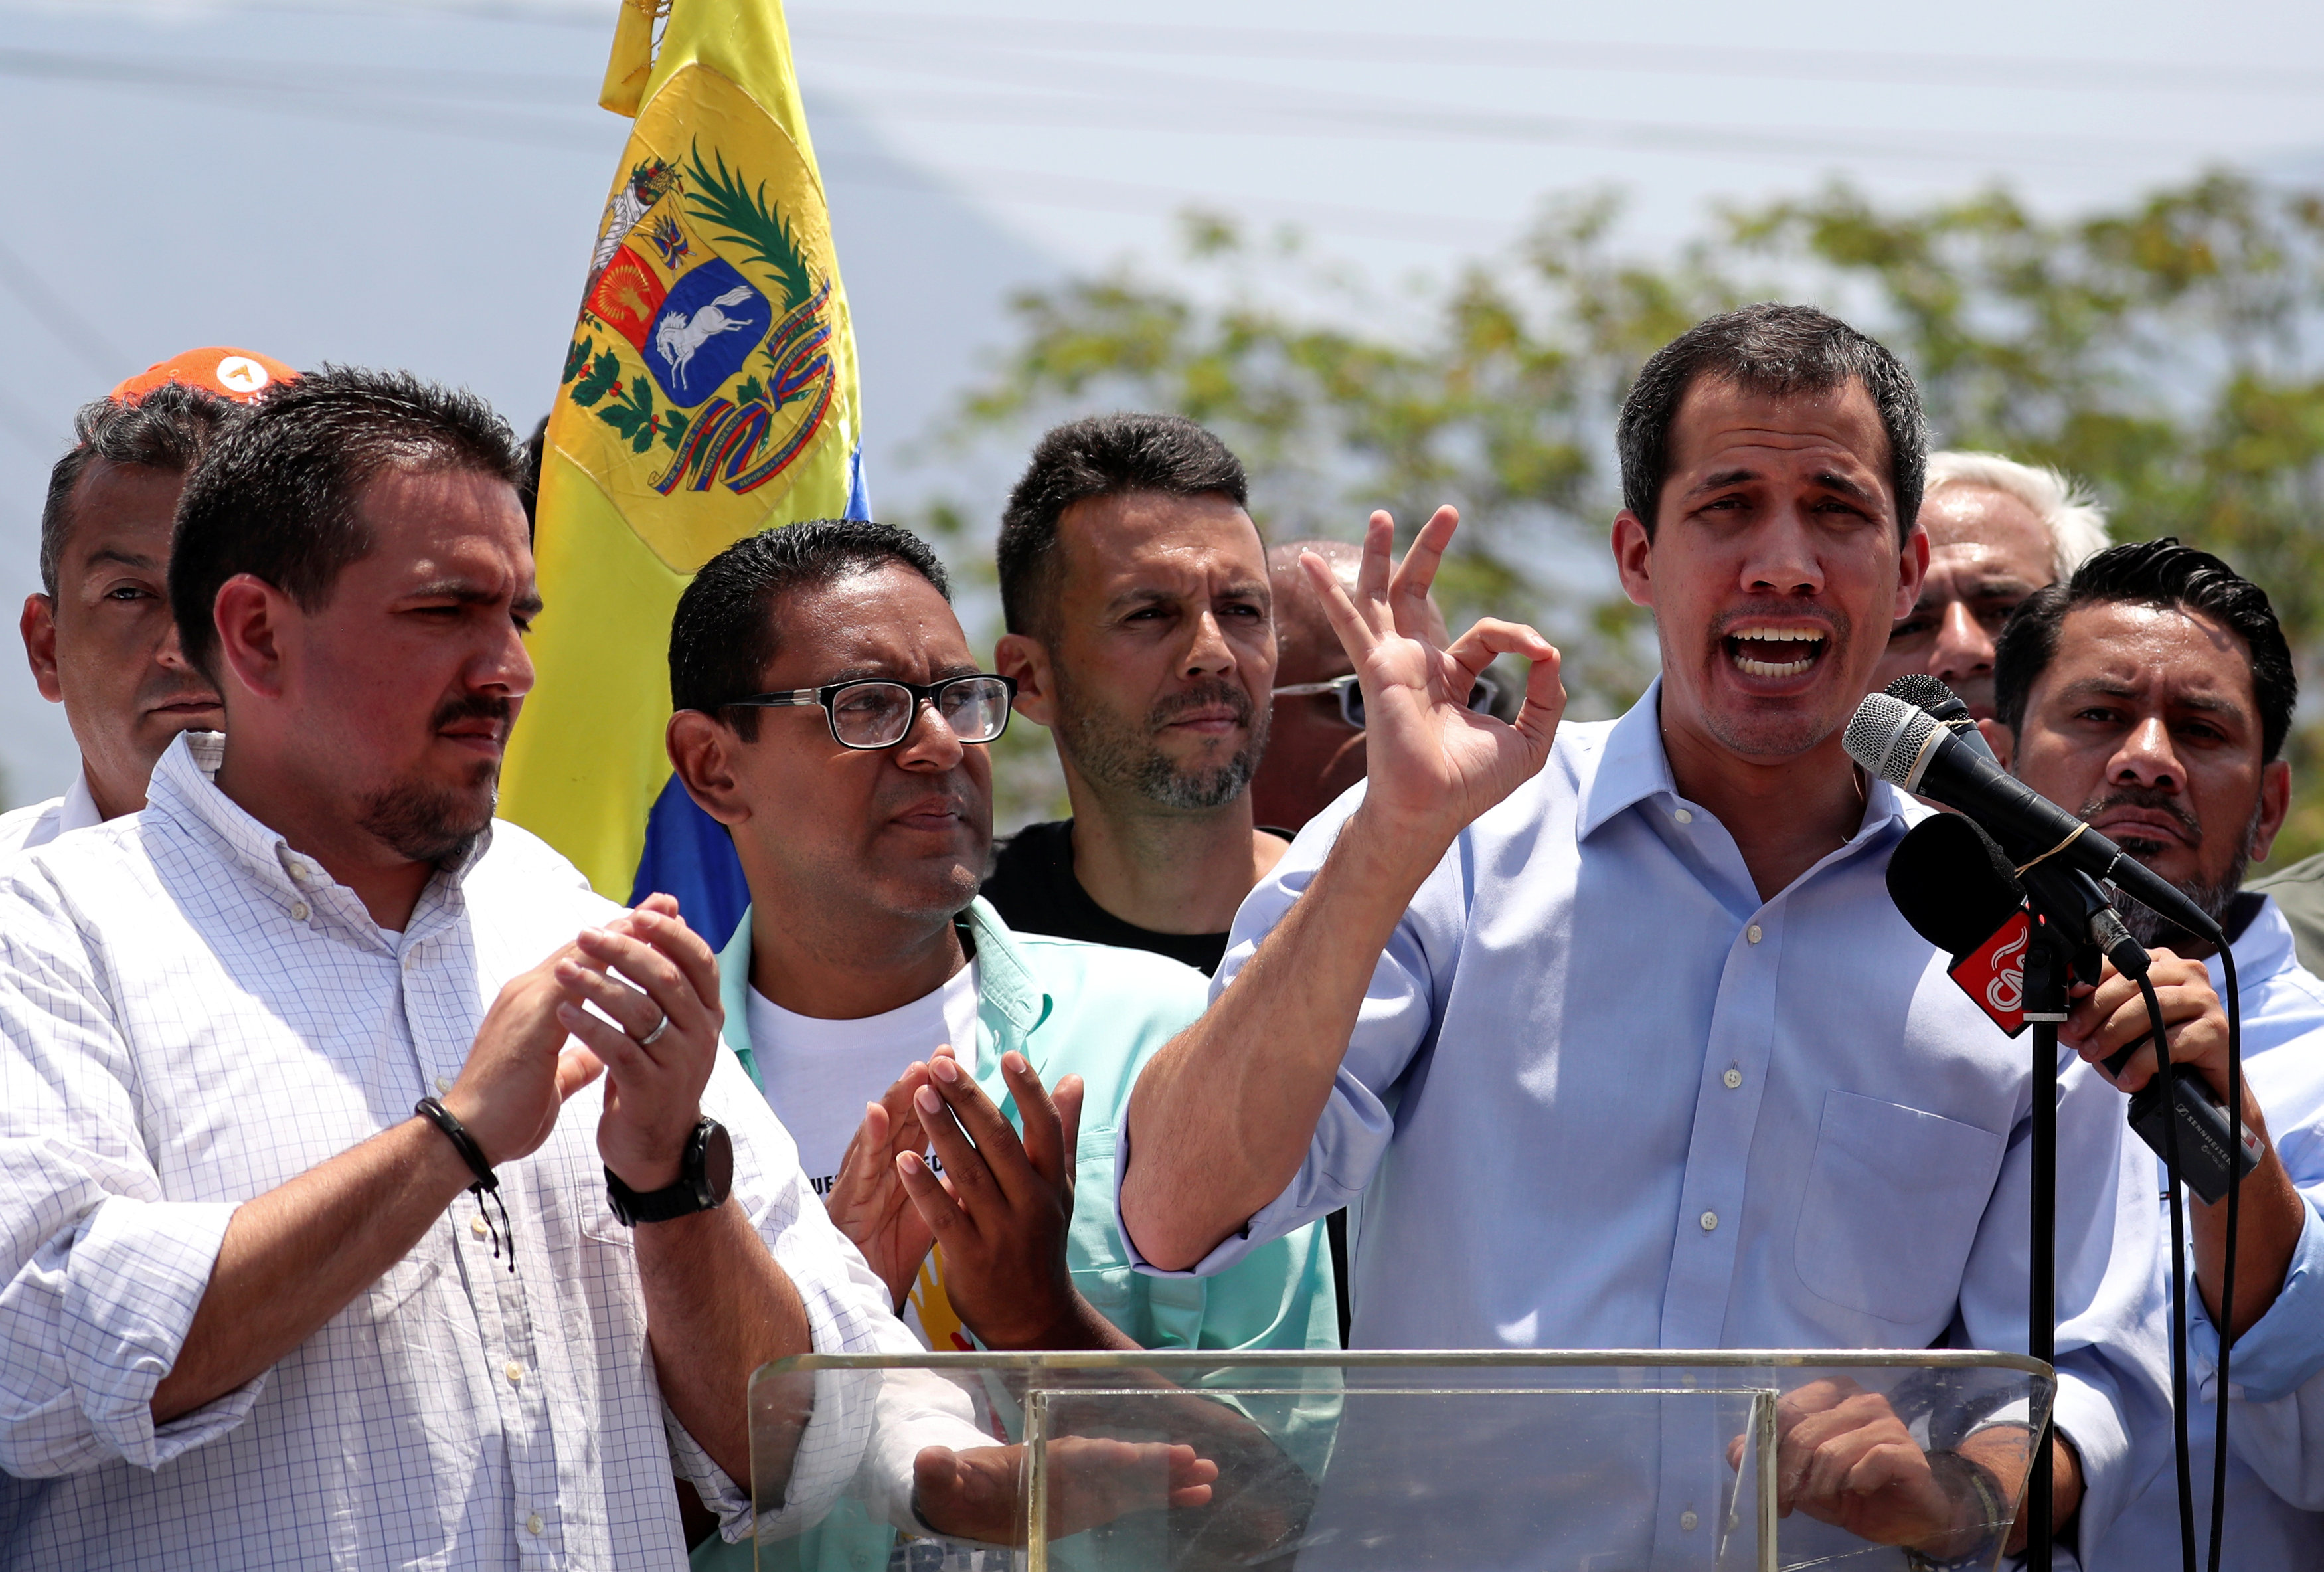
1252, 539, 1497, 835
981, 414, 1288, 976
663, 519, 1337, 1566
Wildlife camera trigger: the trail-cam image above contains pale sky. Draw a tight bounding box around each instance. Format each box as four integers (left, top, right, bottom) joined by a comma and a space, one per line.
2, 0, 2321, 805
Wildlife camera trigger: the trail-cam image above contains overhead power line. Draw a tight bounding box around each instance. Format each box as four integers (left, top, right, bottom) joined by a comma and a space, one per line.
0, 43, 2206, 173
789, 9, 2324, 100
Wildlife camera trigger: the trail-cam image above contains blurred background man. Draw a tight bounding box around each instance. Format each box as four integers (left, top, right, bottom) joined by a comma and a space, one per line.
1991, 539, 2324, 1571
983, 414, 1286, 975
1253, 538, 1498, 835
1870, 448, 2110, 721
4, 347, 293, 851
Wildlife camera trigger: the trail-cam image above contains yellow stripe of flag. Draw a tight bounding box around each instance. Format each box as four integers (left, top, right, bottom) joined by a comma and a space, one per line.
503, 0, 864, 918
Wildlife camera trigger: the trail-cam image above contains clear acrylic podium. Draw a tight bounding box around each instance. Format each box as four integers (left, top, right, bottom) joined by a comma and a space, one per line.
744, 1350, 2052, 1572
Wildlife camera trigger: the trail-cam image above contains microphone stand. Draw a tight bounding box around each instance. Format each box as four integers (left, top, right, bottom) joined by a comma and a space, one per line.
2019, 918, 2086, 1572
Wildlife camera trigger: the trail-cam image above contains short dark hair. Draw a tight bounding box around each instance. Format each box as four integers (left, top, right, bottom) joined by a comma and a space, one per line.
669, 519, 952, 740
1993, 537, 2298, 763
1616, 303, 1928, 537
39, 384, 234, 596
517, 413, 550, 537
170, 367, 524, 682
996, 413, 1248, 638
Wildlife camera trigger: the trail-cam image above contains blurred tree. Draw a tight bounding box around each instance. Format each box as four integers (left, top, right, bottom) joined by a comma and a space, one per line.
926, 171, 2324, 857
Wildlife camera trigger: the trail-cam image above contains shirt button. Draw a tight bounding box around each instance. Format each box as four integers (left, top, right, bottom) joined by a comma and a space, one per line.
1679, 1510, 1699, 1531
1746, 924, 1763, 944
526, 1512, 543, 1537
436, 1075, 454, 1094
290, 901, 310, 922
1723, 1067, 1743, 1090
504, 1361, 525, 1386
1699, 1210, 1719, 1232
471, 1214, 489, 1238
1673, 808, 1693, 824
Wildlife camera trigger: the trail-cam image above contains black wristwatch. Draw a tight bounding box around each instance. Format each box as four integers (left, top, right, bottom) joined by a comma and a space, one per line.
606, 1118, 733, 1225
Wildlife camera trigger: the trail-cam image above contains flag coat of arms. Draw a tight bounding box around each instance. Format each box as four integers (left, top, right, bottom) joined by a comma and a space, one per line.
501, 0, 867, 946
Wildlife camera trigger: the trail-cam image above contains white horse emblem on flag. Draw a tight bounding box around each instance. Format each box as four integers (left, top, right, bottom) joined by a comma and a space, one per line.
654, 286, 758, 391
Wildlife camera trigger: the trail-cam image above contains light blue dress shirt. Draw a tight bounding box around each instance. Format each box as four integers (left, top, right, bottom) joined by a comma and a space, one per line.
2088, 896, 2324, 1571
1121, 683, 2167, 1554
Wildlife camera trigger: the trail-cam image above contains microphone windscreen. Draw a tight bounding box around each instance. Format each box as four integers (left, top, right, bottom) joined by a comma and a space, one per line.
1885, 813, 2025, 957
1843, 691, 1939, 786
1883, 672, 1960, 714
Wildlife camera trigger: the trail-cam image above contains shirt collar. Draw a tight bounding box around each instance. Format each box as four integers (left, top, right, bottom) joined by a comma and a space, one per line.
1574, 680, 1680, 839
1574, 678, 1912, 848
716, 895, 1051, 1062
963, 897, 1048, 1039
145, 731, 491, 938
56, 765, 104, 835
2215, 893, 2299, 1002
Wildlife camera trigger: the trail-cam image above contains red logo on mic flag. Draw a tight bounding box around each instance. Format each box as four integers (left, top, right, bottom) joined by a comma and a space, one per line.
1948, 909, 2031, 1037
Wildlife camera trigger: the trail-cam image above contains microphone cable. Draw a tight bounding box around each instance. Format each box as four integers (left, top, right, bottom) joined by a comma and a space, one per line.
2208, 944, 2243, 1572
2134, 968, 2197, 1572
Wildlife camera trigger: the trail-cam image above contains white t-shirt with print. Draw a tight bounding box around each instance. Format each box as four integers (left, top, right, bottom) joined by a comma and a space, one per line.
748, 962, 982, 1356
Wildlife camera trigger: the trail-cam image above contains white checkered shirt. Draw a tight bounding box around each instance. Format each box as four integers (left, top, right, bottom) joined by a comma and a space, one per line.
0, 733, 900, 1569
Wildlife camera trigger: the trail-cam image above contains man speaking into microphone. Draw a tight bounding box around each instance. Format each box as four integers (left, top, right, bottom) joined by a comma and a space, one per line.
1117, 304, 2160, 1563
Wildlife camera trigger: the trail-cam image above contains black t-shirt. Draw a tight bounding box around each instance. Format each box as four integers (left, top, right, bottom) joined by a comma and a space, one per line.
981, 818, 1288, 976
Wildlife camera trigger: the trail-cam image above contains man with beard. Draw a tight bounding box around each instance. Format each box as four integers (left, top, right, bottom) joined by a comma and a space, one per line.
4, 347, 296, 851
1868, 450, 2110, 723
1118, 305, 2161, 1567
1991, 538, 2324, 1570
0, 369, 1193, 1568
981, 414, 1285, 974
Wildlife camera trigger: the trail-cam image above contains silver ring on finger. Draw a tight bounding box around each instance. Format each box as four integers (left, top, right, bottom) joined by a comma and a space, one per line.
635, 1013, 669, 1048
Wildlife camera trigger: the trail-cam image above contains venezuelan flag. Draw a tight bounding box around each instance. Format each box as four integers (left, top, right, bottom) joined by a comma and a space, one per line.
502, 0, 868, 947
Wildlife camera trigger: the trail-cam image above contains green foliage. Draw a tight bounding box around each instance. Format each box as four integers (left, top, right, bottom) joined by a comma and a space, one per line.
930, 173, 2324, 861
562, 335, 595, 386
596, 377, 684, 454
570, 350, 620, 408
685, 141, 815, 309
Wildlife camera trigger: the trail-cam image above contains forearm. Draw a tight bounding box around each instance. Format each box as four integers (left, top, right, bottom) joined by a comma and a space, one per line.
1958, 1425, 2080, 1557
2192, 1140, 2306, 1341
989, 1291, 1141, 1354
637, 1201, 815, 1486
1121, 805, 1442, 1270
152, 1118, 471, 1425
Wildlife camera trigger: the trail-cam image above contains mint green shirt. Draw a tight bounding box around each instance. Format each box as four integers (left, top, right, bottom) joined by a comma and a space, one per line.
698, 898, 1337, 1571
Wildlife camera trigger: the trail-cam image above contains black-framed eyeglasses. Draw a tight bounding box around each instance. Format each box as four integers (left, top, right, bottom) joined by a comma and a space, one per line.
724, 673, 1017, 751
1271, 671, 1500, 731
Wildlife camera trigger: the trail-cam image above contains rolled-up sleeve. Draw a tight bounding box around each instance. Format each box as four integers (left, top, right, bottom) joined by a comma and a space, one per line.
2182, 1189, 2324, 1508
0, 896, 258, 1476
1120, 793, 1461, 1279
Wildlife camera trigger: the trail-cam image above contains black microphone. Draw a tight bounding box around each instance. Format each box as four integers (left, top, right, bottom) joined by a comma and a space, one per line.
1880, 676, 2151, 981
1886, 813, 2035, 1036
1845, 690, 2224, 944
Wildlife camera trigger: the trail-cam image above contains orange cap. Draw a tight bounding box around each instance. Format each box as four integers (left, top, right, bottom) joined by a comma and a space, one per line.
110, 347, 297, 406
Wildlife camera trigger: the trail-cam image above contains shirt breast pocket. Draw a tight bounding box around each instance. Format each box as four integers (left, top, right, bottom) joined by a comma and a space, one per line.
1791, 1091, 2007, 1326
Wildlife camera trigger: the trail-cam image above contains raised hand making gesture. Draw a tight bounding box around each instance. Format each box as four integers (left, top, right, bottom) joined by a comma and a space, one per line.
1121, 505, 1564, 1272
1300, 506, 1565, 863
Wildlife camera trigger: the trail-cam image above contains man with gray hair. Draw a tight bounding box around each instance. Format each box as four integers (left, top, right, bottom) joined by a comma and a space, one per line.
1869, 449, 2110, 721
